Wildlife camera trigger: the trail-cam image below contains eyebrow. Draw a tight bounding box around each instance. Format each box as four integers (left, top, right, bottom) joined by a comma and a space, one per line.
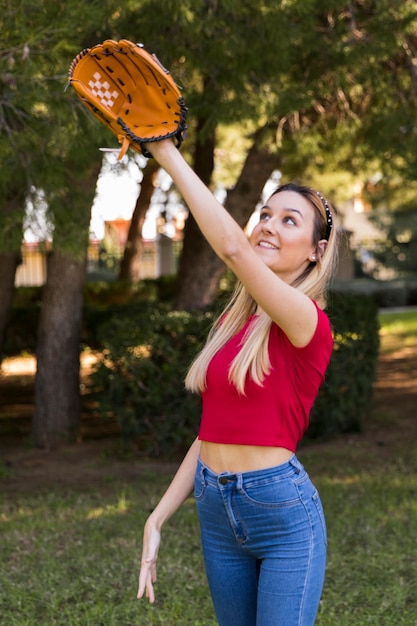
261, 205, 304, 220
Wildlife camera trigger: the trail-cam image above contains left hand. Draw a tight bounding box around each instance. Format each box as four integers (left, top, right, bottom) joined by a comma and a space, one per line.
137, 519, 161, 604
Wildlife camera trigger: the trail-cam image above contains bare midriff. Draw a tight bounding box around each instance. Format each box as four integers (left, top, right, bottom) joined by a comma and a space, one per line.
199, 441, 293, 474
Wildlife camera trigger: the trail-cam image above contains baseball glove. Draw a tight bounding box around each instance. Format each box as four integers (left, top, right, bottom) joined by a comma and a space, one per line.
68, 39, 187, 160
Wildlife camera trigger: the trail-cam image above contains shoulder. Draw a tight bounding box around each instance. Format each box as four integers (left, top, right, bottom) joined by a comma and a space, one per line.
270, 300, 333, 354
313, 300, 332, 338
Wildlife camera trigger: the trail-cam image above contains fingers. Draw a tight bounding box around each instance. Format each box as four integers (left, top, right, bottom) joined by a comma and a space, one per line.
137, 558, 157, 603
137, 523, 161, 603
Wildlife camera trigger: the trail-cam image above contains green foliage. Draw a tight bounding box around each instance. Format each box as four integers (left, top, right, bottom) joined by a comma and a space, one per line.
118, 0, 294, 131
3, 304, 41, 356
2, 0, 417, 261
4, 287, 381, 445
87, 292, 379, 454
308, 292, 380, 438
118, 0, 416, 189
379, 308, 417, 354
89, 304, 215, 457
367, 212, 417, 279
3, 278, 209, 356
84, 276, 178, 306
0, 0, 121, 255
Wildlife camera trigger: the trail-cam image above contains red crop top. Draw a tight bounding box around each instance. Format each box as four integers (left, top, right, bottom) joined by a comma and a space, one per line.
198, 302, 333, 451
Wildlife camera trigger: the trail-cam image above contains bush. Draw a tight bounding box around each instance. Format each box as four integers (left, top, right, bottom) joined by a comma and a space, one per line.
88, 304, 215, 458
3, 303, 41, 356
5, 283, 380, 451
307, 292, 380, 439
88, 292, 380, 456
84, 276, 178, 306
3, 280, 179, 356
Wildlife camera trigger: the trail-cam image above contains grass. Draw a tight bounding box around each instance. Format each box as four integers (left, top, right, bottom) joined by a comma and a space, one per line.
1, 466, 417, 625
303, 457, 417, 625
1, 310, 417, 625
0, 482, 215, 626
378, 308, 417, 353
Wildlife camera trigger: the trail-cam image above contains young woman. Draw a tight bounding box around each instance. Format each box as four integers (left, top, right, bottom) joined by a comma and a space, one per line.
137, 138, 338, 626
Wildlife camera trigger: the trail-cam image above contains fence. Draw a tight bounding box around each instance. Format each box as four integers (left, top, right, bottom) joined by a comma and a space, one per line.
15, 246, 47, 287
15, 237, 180, 287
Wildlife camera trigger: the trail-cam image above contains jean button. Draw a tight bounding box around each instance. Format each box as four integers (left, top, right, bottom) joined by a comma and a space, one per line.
219, 477, 228, 485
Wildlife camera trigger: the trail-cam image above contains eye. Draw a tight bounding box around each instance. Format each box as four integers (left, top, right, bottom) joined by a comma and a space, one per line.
259, 210, 271, 221
283, 215, 297, 226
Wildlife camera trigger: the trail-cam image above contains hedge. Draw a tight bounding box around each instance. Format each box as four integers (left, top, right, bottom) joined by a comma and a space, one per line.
88, 303, 214, 457
307, 291, 380, 439
3, 283, 380, 455
87, 292, 380, 457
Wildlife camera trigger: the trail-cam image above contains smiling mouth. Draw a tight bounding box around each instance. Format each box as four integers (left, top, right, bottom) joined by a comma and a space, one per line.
258, 241, 279, 250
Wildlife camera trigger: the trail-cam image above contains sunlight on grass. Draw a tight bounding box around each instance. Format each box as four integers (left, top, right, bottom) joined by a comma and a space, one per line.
1, 309, 416, 625
379, 310, 417, 334
2, 464, 417, 625
0, 482, 217, 626
379, 309, 417, 352
87, 491, 129, 519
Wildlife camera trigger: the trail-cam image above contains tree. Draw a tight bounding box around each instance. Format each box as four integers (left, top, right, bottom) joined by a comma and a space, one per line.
175, 126, 281, 309
33, 161, 101, 447
28, 1, 123, 447
0, 191, 25, 362
118, 0, 294, 308
0, 4, 47, 361
127, 0, 417, 308
1, 0, 122, 445
3, 0, 417, 444
119, 159, 159, 281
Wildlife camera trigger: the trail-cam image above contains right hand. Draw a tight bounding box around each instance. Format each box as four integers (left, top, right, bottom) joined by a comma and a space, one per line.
137, 519, 161, 604
142, 137, 177, 163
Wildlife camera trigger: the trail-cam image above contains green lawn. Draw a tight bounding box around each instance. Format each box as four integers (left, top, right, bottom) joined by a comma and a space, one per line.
378, 308, 417, 353
1, 464, 416, 626
1, 310, 416, 625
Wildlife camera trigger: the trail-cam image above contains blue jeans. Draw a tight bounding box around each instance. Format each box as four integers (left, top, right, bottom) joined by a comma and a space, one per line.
194, 455, 327, 626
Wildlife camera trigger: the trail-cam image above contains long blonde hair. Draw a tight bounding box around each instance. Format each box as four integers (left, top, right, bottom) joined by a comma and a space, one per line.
185, 183, 339, 395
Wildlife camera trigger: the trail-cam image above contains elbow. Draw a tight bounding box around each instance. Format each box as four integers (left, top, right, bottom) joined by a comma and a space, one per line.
218, 233, 250, 267
220, 243, 245, 268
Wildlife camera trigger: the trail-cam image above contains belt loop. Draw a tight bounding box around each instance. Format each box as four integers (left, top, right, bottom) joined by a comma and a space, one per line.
198, 457, 206, 482
236, 473, 243, 491
289, 455, 302, 474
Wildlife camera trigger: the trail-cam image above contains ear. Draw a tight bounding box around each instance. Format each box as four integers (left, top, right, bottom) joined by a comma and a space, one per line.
309, 239, 328, 263
316, 239, 328, 259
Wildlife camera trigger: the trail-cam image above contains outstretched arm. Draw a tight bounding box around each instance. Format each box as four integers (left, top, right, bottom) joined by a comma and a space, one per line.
137, 437, 201, 603
147, 140, 318, 345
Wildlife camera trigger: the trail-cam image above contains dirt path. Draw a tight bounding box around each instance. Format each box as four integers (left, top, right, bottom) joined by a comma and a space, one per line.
0, 345, 416, 493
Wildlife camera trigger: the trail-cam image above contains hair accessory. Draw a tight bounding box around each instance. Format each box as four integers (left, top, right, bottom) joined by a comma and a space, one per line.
317, 192, 333, 240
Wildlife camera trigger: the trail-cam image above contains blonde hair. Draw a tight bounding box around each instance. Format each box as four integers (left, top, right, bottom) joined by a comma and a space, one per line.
185, 183, 339, 395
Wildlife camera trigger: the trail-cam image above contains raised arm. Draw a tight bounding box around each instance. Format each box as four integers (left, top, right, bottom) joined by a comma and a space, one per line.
147, 140, 318, 346
137, 436, 201, 603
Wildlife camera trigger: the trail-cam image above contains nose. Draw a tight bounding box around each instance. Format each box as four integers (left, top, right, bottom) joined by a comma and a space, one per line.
261, 218, 276, 235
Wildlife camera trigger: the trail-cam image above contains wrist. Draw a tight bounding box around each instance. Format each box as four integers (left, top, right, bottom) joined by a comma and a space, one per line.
143, 138, 176, 161
146, 508, 167, 532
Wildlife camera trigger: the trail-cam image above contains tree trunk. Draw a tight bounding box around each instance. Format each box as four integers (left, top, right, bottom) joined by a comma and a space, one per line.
193, 115, 215, 187
175, 127, 281, 310
0, 251, 21, 363
32, 249, 86, 448
32, 161, 100, 449
119, 159, 159, 282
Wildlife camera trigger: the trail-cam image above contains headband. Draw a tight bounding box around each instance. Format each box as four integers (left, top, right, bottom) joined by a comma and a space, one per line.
317, 192, 333, 240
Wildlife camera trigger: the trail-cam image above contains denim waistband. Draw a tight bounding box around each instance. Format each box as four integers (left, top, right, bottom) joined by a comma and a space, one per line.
196, 454, 303, 488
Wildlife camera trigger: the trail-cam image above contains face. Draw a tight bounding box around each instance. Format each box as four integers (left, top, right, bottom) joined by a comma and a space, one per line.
249, 190, 320, 283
